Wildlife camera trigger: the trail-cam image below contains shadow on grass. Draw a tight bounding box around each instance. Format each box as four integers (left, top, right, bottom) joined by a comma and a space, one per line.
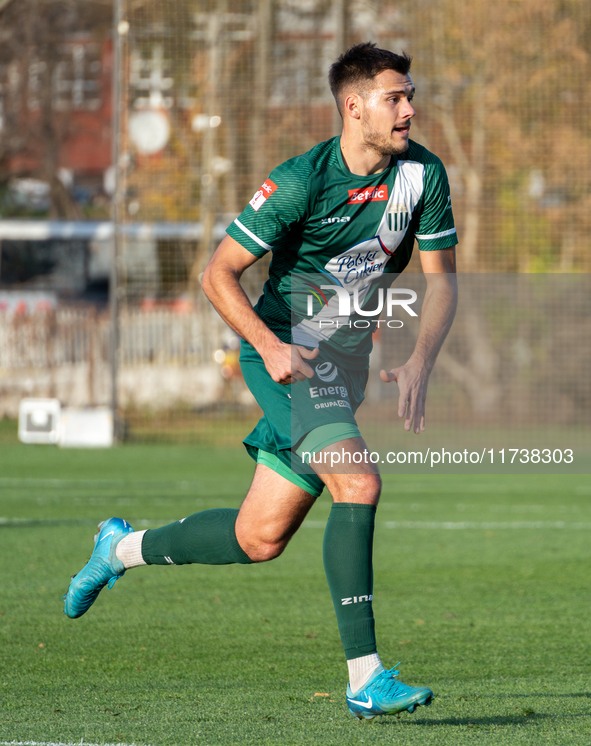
481, 692, 591, 699
373, 713, 554, 728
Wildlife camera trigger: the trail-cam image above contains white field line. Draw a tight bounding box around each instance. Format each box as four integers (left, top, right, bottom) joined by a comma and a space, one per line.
3, 518, 591, 530
302, 520, 591, 529
0, 478, 199, 487
0, 478, 133, 486
2, 478, 589, 496
0, 742, 153, 746
0, 518, 175, 527
383, 521, 591, 529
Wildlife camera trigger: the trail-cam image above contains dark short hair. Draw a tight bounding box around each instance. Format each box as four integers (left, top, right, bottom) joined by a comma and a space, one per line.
329, 42, 412, 113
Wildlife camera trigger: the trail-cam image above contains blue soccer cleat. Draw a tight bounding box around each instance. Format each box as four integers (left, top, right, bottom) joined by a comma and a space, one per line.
346, 664, 434, 720
63, 518, 134, 619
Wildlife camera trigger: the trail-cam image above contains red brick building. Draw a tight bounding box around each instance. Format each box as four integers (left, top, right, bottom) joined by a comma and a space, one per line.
0, 1, 113, 214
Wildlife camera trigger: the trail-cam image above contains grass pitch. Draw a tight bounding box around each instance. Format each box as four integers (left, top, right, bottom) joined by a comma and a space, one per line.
0, 440, 590, 745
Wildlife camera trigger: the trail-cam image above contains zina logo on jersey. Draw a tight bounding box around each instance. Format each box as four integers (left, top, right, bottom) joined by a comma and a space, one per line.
321, 216, 351, 225
388, 203, 409, 232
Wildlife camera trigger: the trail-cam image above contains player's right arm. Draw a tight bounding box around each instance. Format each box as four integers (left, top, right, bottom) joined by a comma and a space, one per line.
201, 235, 317, 384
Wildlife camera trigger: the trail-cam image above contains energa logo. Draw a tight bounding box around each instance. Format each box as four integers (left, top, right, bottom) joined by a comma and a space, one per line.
315, 362, 338, 382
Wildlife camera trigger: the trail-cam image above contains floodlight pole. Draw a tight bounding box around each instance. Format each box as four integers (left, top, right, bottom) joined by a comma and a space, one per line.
250, 0, 270, 184
333, 0, 348, 137
109, 0, 124, 441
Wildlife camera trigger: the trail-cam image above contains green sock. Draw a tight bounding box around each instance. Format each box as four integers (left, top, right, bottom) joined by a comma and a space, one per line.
323, 503, 377, 660
141, 508, 255, 566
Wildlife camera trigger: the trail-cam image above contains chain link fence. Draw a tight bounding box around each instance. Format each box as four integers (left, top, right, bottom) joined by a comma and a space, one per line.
0, 0, 590, 444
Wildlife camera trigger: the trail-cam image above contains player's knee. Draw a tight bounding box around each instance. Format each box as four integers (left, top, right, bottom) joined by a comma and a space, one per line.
242, 539, 286, 563
332, 472, 382, 505
360, 473, 382, 503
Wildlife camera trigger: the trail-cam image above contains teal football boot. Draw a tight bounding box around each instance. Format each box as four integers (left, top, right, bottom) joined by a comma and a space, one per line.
346, 664, 433, 720
63, 518, 134, 619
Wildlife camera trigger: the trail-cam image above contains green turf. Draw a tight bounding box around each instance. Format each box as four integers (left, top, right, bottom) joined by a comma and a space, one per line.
0, 418, 18, 444
0, 442, 590, 745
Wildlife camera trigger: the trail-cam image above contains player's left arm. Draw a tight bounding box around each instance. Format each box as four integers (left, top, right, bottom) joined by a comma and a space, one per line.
380, 248, 457, 433
380, 247, 457, 433
381, 155, 459, 433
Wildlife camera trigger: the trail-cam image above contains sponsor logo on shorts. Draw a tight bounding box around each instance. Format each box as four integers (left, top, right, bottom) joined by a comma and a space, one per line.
309, 385, 349, 399
249, 178, 278, 212
314, 400, 351, 410
347, 185, 388, 204
315, 362, 338, 382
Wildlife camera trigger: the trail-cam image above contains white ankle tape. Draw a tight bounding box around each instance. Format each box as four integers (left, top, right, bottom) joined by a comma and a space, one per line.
116, 530, 147, 569
348, 653, 383, 694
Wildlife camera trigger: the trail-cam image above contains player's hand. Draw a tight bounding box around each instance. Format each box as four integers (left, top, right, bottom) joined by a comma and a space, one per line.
263, 341, 319, 385
380, 361, 430, 434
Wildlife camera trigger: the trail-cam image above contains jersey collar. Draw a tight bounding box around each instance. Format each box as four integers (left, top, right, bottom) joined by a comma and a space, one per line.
334, 136, 398, 181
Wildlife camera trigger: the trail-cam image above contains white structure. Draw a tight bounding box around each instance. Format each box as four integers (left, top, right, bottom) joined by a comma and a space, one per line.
57, 407, 113, 448
18, 398, 61, 444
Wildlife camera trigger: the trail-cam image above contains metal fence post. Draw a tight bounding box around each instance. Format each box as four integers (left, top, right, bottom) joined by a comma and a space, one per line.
110, 0, 125, 442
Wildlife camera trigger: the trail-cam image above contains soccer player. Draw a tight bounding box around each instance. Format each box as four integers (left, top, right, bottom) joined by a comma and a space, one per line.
64, 42, 458, 721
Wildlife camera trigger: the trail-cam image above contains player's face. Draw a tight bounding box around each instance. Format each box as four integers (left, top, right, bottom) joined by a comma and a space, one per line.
360, 70, 416, 157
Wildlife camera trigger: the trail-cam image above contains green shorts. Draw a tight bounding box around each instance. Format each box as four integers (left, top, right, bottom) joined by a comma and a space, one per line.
239, 340, 369, 497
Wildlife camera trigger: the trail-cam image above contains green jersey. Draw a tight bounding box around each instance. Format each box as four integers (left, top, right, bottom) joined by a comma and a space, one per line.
227, 136, 457, 361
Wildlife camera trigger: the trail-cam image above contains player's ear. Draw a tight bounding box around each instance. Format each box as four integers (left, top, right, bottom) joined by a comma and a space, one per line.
343, 92, 361, 121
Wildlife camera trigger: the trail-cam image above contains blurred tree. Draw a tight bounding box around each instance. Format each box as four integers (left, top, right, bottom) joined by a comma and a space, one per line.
394, 0, 590, 413
0, 0, 111, 218
414, 0, 591, 272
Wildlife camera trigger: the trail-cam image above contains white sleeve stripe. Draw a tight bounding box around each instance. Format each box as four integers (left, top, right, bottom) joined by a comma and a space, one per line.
415, 227, 457, 240
234, 219, 273, 251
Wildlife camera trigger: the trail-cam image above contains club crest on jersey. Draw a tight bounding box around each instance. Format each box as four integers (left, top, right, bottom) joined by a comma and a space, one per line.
388, 203, 409, 232
249, 178, 278, 212
347, 185, 388, 204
